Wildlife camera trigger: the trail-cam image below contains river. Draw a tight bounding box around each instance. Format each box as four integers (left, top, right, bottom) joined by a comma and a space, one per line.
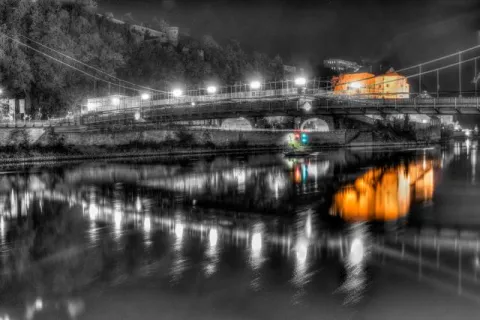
0, 141, 479, 319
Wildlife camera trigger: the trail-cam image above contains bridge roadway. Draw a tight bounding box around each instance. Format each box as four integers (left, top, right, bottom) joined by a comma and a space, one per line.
83, 90, 480, 126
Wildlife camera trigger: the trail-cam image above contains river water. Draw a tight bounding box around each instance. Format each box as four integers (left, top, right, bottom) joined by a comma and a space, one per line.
1, 142, 480, 319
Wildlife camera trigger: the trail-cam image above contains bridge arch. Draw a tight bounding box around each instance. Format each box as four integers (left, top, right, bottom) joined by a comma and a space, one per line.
221, 118, 253, 130
300, 118, 330, 132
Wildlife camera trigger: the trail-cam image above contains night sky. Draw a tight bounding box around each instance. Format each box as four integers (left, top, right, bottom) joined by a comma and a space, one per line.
99, 0, 480, 67
99, 0, 480, 99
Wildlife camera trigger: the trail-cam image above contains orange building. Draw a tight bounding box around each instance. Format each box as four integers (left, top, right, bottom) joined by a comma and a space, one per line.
332, 73, 375, 97
332, 71, 409, 99
374, 72, 410, 99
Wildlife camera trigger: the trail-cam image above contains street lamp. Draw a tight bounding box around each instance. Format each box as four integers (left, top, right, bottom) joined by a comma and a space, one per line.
207, 86, 217, 94
111, 97, 120, 106
250, 81, 261, 90
172, 89, 183, 98
295, 77, 307, 87
141, 93, 150, 100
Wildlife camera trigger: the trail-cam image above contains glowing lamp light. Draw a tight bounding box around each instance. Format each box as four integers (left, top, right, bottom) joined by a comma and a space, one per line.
422, 119, 428, 124
134, 112, 141, 121
466, 130, 471, 137
35, 298, 43, 311
349, 82, 362, 89
294, 77, 307, 86
87, 102, 95, 111
111, 97, 120, 106
141, 93, 151, 100
349, 238, 364, 265
207, 86, 217, 94
172, 89, 183, 98
0, 88, 3, 95
191, 102, 196, 106
250, 81, 261, 90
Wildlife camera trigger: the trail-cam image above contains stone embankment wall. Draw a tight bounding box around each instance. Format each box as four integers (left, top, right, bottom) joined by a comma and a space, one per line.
59, 129, 349, 147
0, 126, 439, 148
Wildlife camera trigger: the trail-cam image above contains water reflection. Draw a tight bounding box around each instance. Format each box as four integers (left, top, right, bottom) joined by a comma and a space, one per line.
330, 159, 436, 221
336, 223, 371, 305
2, 147, 480, 317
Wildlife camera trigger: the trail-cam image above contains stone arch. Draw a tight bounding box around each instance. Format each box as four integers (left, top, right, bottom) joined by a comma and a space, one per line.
220, 117, 253, 130
300, 118, 330, 132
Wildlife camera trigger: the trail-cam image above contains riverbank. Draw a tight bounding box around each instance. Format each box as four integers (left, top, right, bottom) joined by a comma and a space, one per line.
0, 140, 444, 166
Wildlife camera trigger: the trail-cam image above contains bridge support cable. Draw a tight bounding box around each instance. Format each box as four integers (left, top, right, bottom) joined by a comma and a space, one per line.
0, 31, 160, 96
459, 52, 462, 97
475, 58, 478, 97
436, 69, 439, 99
419, 64, 422, 94
16, 32, 169, 95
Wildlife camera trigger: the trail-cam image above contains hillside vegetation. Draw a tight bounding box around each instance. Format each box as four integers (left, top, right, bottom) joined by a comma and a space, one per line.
0, 0, 286, 118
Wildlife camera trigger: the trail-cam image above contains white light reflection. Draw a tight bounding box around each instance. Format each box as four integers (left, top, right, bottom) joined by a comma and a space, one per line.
136, 197, 142, 212
291, 235, 311, 305
454, 142, 461, 157
472, 143, 477, 184
251, 232, 262, 255
250, 228, 265, 290
113, 206, 122, 239
349, 238, 364, 265
171, 222, 186, 282
0, 217, 5, 246
175, 223, 184, 238
466, 139, 471, 157
205, 228, 220, 277
143, 216, 152, 247
295, 237, 308, 265
209, 228, 218, 247
88, 204, 99, 220
305, 211, 312, 239
144, 216, 151, 233
336, 223, 370, 306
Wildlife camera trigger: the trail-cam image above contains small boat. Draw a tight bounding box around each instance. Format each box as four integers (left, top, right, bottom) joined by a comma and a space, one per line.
283, 147, 311, 157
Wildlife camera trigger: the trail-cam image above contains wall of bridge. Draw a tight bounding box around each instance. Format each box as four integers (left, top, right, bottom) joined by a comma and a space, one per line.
55, 128, 350, 147
0, 126, 438, 148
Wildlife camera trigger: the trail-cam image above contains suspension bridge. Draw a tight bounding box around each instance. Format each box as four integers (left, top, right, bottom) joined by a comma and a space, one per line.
5, 32, 480, 128
76, 43, 480, 127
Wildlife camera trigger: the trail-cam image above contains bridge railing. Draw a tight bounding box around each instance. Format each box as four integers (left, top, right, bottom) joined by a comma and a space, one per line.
0, 118, 79, 128
85, 80, 328, 114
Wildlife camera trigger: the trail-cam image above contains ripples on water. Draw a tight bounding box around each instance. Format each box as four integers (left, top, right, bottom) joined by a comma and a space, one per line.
1, 143, 480, 319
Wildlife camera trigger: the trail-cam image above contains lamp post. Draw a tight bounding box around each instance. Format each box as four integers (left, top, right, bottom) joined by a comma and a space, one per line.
172, 89, 183, 98
207, 86, 217, 94
250, 81, 261, 90
295, 77, 307, 95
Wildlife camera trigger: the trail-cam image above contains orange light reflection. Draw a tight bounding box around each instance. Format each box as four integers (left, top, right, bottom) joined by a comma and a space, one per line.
331, 161, 435, 222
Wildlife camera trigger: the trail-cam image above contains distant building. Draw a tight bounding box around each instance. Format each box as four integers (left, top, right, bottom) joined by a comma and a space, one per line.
324, 59, 362, 73
98, 13, 179, 46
